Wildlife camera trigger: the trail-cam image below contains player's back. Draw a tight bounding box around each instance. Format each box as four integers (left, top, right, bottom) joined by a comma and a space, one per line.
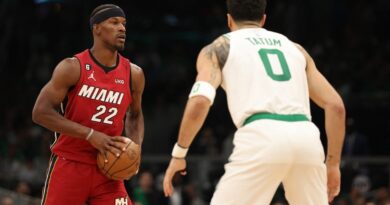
222, 28, 310, 127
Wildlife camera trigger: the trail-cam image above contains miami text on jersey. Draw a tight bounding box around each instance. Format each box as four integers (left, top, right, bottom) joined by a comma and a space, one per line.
78, 84, 125, 105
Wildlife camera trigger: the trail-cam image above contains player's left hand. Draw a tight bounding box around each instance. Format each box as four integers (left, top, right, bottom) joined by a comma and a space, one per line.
111, 136, 131, 149
163, 157, 187, 197
326, 163, 341, 203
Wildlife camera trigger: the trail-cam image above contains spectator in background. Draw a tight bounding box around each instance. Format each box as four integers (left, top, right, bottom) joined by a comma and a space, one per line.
0, 196, 14, 205
193, 127, 218, 192
373, 187, 390, 205
133, 171, 167, 205
16, 159, 39, 187
351, 173, 371, 196
182, 182, 206, 205
343, 118, 369, 157
331, 196, 351, 205
194, 127, 218, 155
14, 181, 31, 196
169, 174, 186, 205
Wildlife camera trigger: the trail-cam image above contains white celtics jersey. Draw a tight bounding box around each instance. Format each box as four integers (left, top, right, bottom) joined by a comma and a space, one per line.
221, 28, 311, 127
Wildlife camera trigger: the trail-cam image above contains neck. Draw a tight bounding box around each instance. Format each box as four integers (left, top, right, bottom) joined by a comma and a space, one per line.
236, 22, 262, 29
90, 44, 118, 67
233, 21, 262, 31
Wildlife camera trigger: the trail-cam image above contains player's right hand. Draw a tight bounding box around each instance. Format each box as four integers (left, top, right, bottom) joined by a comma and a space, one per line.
326, 163, 341, 203
87, 131, 129, 161
163, 157, 187, 197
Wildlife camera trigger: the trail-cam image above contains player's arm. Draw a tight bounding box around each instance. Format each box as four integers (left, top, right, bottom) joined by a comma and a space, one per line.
32, 58, 92, 138
296, 43, 346, 202
296, 44, 346, 166
32, 58, 126, 156
125, 63, 145, 145
176, 36, 229, 149
163, 36, 229, 197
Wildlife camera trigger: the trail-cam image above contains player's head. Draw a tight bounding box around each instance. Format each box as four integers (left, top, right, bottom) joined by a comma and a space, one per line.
226, 0, 267, 30
90, 4, 126, 51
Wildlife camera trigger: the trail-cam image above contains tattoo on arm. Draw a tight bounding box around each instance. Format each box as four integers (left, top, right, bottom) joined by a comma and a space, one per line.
203, 36, 230, 70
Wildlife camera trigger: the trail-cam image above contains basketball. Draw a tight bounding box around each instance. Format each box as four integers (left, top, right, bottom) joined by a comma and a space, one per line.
97, 140, 141, 180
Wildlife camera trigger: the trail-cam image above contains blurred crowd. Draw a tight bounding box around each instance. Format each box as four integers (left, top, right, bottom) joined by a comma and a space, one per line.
0, 0, 389, 204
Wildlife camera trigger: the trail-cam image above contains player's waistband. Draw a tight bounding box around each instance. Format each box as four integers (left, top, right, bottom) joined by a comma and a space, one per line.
243, 113, 309, 126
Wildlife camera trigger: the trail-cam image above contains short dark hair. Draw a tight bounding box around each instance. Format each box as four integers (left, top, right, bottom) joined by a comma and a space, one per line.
227, 0, 267, 22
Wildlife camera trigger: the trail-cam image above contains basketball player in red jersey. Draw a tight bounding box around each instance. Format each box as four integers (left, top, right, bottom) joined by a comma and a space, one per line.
32, 4, 144, 205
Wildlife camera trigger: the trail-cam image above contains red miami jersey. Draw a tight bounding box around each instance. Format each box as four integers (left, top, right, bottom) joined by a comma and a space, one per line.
52, 49, 132, 164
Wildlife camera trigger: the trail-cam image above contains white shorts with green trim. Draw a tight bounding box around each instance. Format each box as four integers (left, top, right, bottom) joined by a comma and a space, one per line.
211, 119, 327, 205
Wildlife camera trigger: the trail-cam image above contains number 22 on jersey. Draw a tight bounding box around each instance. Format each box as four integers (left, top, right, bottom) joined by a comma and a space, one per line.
91, 105, 118, 125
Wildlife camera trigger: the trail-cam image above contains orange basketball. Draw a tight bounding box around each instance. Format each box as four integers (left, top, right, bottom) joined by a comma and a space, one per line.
97, 140, 141, 180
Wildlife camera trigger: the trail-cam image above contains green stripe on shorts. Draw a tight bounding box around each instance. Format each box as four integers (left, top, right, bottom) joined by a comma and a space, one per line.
244, 113, 309, 126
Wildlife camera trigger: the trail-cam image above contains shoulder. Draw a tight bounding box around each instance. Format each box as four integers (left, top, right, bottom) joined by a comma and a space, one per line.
59, 57, 80, 70
129, 63, 145, 91
293, 43, 317, 72
202, 35, 230, 54
53, 57, 80, 75
130, 63, 143, 71
51, 57, 80, 86
294, 43, 305, 52
293, 43, 313, 61
130, 63, 144, 77
199, 35, 230, 69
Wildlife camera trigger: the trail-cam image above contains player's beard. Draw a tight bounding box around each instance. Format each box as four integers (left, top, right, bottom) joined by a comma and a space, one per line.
115, 42, 125, 51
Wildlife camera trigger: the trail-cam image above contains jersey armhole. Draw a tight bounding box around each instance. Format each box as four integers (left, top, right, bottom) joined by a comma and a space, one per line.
70, 56, 83, 92
129, 62, 133, 93
221, 35, 232, 72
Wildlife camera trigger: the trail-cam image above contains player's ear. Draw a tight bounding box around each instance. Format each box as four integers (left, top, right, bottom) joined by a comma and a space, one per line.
227, 13, 233, 30
260, 14, 266, 27
93, 24, 101, 35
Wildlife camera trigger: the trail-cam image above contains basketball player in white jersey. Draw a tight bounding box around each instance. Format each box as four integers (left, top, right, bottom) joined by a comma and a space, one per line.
163, 0, 345, 204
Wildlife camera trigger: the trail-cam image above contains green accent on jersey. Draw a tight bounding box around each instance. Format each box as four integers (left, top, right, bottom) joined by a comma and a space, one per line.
258, 48, 291, 81
191, 83, 200, 93
244, 113, 309, 125
245, 37, 281, 47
